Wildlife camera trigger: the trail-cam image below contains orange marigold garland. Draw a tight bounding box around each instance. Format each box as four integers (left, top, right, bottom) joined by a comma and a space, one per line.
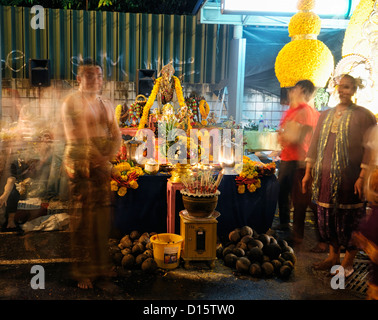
236, 156, 276, 194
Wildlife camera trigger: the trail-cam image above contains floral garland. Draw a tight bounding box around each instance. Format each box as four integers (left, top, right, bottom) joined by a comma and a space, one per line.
138, 75, 187, 130
115, 104, 122, 124
138, 77, 162, 129
110, 161, 144, 196
235, 156, 276, 194
342, 0, 375, 57
199, 99, 210, 125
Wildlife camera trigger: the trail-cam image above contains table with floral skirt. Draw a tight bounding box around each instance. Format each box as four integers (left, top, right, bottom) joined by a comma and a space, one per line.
112, 173, 279, 238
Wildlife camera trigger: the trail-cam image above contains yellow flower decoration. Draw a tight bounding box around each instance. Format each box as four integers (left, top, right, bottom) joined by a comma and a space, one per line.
275, 39, 334, 88
238, 184, 245, 194
288, 11, 321, 37
342, 0, 375, 57
115, 104, 122, 124
129, 180, 138, 189
115, 162, 131, 173
247, 184, 257, 193
296, 0, 315, 11
118, 187, 127, 196
110, 180, 119, 191
275, 0, 334, 88
199, 99, 210, 121
138, 75, 187, 130
138, 77, 162, 129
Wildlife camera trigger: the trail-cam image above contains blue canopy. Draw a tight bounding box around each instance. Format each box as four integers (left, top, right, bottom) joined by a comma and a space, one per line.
243, 26, 346, 96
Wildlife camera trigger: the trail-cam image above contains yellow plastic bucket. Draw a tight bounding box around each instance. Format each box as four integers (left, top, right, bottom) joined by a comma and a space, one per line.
150, 233, 183, 269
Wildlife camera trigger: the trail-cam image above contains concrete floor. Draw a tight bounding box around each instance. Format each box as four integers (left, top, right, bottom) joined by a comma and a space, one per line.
0, 213, 369, 303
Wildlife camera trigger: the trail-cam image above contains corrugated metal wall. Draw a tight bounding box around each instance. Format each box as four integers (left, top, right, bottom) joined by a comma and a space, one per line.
0, 5, 230, 84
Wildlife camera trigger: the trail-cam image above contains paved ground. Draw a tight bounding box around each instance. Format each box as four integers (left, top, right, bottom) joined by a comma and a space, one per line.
0, 212, 370, 305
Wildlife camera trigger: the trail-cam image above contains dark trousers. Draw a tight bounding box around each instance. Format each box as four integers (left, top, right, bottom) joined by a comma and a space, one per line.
278, 160, 321, 241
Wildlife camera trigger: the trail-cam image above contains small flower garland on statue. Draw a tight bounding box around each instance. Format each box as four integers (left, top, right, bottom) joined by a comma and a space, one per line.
138, 76, 187, 130
110, 161, 144, 196
235, 156, 276, 194
115, 104, 122, 124
185, 97, 199, 123
199, 99, 210, 125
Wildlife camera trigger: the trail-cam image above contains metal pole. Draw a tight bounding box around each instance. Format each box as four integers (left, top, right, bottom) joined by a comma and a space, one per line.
228, 25, 245, 124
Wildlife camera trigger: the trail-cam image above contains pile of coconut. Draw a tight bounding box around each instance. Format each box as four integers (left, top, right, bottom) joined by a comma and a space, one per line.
217, 226, 296, 279
109, 230, 158, 273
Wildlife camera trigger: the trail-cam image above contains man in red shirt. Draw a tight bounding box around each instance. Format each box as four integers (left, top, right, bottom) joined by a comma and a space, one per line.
276, 80, 324, 248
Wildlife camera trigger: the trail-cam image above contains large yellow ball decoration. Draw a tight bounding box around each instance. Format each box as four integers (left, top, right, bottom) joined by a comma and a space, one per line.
275, 40, 334, 88
275, 0, 334, 88
288, 11, 321, 37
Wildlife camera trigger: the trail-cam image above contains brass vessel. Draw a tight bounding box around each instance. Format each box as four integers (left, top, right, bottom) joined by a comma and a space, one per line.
169, 163, 191, 183
181, 194, 218, 218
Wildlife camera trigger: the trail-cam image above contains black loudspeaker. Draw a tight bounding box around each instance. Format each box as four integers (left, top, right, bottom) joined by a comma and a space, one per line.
280, 87, 290, 106
136, 69, 156, 97
29, 59, 51, 87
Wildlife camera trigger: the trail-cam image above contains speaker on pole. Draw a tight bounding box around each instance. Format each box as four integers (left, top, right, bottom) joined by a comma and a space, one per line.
29, 59, 51, 87
136, 69, 156, 97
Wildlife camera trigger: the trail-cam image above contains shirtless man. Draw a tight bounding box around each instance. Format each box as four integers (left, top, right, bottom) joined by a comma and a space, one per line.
61, 59, 121, 289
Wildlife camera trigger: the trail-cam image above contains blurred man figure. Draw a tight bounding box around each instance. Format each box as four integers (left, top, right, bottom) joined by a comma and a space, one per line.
62, 59, 121, 289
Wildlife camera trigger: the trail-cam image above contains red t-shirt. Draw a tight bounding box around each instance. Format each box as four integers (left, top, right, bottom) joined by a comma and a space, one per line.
279, 103, 319, 161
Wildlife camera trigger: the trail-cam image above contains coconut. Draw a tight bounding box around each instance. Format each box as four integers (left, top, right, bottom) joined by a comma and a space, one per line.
269, 237, 278, 245
257, 234, 271, 246
236, 241, 248, 251
130, 230, 140, 240
247, 239, 264, 250
121, 254, 135, 269
119, 235, 133, 249
141, 257, 158, 273
236, 257, 251, 273
224, 253, 238, 268
240, 235, 253, 244
135, 253, 149, 267
143, 249, 153, 258
262, 255, 270, 263
222, 246, 233, 258
232, 247, 245, 257
270, 259, 282, 274
138, 234, 150, 246
246, 247, 264, 264
261, 262, 274, 277
263, 243, 282, 260
281, 252, 296, 265
121, 248, 132, 255
240, 226, 253, 237
132, 242, 145, 255
283, 260, 294, 270
249, 263, 262, 277
228, 230, 241, 243
277, 239, 288, 249
279, 265, 292, 278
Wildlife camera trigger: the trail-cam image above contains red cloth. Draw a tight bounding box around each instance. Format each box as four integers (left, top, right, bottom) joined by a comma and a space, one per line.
279, 103, 319, 161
